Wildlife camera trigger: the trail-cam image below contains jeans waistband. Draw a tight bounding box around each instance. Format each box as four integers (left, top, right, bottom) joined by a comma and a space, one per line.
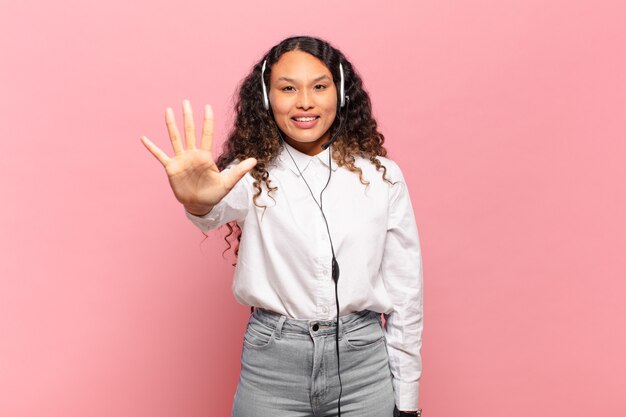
251, 307, 381, 338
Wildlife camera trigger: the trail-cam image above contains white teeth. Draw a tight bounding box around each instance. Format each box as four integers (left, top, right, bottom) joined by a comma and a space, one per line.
294, 117, 317, 122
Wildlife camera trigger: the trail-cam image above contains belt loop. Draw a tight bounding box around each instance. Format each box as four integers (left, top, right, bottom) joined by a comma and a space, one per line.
275, 315, 286, 339
338, 315, 345, 339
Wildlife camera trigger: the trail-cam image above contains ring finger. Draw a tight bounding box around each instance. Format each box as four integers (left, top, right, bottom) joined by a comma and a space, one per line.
183, 99, 196, 150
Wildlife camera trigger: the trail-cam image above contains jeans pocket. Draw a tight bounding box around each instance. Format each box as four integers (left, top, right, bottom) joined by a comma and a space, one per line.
243, 317, 275, 350
342, 319, 385, 350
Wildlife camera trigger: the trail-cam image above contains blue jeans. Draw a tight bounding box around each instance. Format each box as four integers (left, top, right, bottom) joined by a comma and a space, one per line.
232, 308, 395, 416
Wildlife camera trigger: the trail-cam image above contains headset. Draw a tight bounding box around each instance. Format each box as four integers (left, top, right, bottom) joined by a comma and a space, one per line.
262, 59, 347, 110
261, 57, 349, 416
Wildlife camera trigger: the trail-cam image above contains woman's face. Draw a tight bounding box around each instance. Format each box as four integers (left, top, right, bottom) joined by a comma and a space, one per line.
268, 50, 338, 156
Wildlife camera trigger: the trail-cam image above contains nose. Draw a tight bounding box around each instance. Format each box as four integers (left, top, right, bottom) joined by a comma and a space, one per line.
296, 89, 313, 110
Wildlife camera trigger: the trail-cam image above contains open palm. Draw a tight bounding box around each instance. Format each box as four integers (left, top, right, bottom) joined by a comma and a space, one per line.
140, 100, 257, 215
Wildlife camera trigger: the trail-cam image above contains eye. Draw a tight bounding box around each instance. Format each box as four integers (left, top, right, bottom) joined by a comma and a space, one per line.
281, 86, 295, 92
314, 84, 327, 90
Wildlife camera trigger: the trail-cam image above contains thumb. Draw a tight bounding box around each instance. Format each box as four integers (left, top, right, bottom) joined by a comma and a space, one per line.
222, 157, 257, 190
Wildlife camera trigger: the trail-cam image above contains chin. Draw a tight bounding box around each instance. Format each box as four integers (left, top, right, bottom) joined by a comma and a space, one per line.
297, 136, 329, 146
293, 135, 323, 144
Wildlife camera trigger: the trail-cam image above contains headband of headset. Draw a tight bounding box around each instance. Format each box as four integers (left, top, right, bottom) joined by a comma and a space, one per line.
261, 59, 346, 111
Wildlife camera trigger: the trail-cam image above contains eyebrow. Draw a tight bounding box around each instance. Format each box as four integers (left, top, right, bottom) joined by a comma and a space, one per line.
276, 75, 332, 83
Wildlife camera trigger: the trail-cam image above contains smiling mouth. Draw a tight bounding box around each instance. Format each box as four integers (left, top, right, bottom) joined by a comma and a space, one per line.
290, 115, 321, 130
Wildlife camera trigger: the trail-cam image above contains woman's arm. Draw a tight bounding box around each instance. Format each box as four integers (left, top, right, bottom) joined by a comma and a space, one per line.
380, 166, 424, 412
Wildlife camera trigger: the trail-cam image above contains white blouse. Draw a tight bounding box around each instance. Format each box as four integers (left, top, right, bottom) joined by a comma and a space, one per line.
185, 143, 424, 410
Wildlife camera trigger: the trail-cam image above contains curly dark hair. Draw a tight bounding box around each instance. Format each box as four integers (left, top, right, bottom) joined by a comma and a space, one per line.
215, 35, 391, 256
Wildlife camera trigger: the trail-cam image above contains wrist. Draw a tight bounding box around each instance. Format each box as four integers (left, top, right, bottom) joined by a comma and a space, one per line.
393, 406, 422, 417
184, 204, 213, 217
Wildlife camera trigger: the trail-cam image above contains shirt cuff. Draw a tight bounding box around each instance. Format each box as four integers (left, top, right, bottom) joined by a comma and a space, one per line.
393, 379, 420, 411
184, 205, 223, 232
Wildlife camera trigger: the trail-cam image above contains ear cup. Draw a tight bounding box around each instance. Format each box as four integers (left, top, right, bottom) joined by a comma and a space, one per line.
261, 60, 270, 110
339, 63, 345, 108
260, 59, 346, 111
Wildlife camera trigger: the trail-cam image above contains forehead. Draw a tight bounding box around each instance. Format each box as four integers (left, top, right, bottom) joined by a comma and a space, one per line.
270, 50, 333, 82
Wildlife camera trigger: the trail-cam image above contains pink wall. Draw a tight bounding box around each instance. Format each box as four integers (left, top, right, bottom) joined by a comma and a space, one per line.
1, 0, 625, 416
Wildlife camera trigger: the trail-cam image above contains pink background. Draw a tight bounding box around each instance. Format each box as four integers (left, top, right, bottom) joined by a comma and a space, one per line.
1, 0, 625, 416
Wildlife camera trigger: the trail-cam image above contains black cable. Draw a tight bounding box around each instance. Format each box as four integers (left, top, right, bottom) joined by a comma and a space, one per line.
270, 97, 350, 417
282, 139, 343, 417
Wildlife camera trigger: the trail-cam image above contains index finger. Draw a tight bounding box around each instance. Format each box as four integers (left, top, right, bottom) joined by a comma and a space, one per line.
200, 104, 214, 151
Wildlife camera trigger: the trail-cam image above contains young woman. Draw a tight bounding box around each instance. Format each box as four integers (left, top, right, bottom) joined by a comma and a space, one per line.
141, 36, 423, 417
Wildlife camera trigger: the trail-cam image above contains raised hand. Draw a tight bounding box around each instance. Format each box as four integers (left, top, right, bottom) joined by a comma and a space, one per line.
140, 100, 257, 216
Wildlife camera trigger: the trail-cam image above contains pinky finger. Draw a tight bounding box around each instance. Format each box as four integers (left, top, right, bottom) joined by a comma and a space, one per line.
140, 136, 170, 166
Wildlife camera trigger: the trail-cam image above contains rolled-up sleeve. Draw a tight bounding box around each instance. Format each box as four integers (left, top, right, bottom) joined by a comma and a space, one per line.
380, 172, 424, 411
184, 167, 252, 232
